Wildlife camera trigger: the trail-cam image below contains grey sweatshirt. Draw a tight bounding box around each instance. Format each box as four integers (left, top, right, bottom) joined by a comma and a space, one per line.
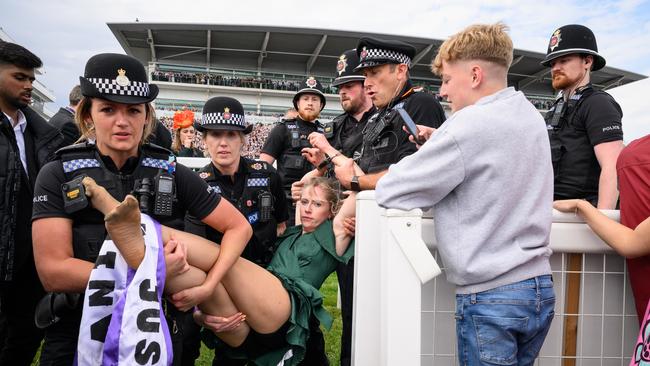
375, 87, 553, 294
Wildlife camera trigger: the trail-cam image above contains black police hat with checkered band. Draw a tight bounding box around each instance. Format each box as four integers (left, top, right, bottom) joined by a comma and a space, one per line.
195, 96, 252, 134
332, 49, 365, 87
292, 76, 326, 111
541, 24, 606, 71
354, 37, 416, 71
79, 53, 158, 104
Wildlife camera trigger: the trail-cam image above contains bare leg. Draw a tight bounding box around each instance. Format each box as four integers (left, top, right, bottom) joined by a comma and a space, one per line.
83, 177, 291, 335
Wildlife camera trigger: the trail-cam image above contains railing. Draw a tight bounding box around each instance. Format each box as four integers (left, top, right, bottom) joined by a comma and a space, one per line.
353, 191, 639, 366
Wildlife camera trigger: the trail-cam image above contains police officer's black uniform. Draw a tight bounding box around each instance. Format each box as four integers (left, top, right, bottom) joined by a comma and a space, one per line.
261, 77, 327, 225
187, 96, 289, 268
31, 53, 222, 366
353, 37, 446, 175
541, 25, 623, 205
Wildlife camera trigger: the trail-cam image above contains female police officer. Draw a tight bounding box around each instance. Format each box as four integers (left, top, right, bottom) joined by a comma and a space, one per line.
30, 53, 251, 365
187, 96, 288, 268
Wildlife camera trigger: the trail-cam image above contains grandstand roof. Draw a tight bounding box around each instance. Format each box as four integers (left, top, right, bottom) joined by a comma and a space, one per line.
108, 23, 646, 97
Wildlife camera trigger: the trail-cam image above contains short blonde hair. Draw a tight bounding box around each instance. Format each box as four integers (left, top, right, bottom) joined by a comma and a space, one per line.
75, 97, 156, 144
432, 22, 513, 75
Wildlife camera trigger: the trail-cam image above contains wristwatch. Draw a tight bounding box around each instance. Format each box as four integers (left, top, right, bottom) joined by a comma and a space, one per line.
350, 175, 361, 192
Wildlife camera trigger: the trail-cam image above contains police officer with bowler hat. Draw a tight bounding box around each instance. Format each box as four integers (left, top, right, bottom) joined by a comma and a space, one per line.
542, 24, 624, 209
259, 77, 328, 225
333, 37, 446, 191
30, 53, 251, 365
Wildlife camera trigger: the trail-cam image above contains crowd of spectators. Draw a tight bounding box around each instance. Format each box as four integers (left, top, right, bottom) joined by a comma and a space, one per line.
151, 70, 338, 94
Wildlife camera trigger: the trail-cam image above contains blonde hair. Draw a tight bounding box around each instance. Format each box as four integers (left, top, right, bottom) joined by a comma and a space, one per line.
432, 22, 513, 75
302, 177, 342, 216
75, 97, 156, 144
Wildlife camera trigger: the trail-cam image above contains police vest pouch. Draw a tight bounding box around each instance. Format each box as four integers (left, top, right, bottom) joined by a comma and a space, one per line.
283, 155, 305, 170
35, 292, 80, 329
63, 175, 89, 214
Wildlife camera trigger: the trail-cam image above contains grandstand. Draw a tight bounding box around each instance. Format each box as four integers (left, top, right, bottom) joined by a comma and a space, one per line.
108, 23, 645, 156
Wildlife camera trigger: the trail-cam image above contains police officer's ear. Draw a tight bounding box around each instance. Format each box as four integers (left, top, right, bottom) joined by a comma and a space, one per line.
582, 55, 594, 71
396, 63, 409, 81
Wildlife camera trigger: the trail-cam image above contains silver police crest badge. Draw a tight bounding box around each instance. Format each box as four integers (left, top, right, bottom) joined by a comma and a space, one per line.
337, 54, 348, 76
549, 29, 562, 51
199, 172, 211, 179
306, 76, 317, 88
115, 68, 130, 87
360, 47, 368, 60
251, 163, 263, 170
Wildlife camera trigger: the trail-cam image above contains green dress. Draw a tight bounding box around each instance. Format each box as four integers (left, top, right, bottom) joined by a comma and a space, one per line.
207, 220, 354, 365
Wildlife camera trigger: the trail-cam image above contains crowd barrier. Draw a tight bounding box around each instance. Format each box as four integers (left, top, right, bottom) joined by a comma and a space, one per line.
353, 191, 639, 366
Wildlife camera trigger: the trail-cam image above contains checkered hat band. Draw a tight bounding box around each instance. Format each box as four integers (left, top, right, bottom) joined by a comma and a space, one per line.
141, 158, 170, 170
201, 113, 246, 127
87, 78, 150, 97
210, 185, 222, 194
361, 48, 411, 66
63, 158, 101, 173
247, 178, 269, 187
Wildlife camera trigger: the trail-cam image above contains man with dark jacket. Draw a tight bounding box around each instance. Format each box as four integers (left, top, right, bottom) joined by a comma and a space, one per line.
49, 84, 82, 146
0, 41, 64, 365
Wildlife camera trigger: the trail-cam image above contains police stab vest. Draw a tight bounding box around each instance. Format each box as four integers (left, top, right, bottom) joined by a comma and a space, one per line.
545, 85, 609, 201
277, 118, 323, 190
198, 159, 277, 266
57, 143, 177, 262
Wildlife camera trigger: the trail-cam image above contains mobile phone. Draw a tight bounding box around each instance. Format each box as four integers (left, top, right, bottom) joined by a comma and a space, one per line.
395, 107, 426, 145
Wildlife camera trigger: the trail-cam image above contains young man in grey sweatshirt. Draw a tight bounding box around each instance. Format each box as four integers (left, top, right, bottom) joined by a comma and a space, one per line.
375, 23, 555, 366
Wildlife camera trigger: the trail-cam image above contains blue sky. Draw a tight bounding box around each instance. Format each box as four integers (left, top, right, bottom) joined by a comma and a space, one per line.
1, 0, 649, 111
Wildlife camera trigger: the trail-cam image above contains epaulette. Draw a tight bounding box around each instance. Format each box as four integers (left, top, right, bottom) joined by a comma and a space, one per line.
249, 160, 271, 171
55, 141, 95, 157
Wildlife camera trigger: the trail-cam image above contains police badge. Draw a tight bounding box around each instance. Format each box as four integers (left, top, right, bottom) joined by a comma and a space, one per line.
360, 47, 368, 60
306, 76, 318, 88
199, 172, 211, 179
337, 54, 348, 76
549, 29, 562, 51
223, 107, 231, 120
251, 163, 263, 170
115, 68, 130, 87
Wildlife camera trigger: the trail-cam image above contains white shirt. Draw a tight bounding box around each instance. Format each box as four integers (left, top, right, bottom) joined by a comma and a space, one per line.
4, 110, 28, 177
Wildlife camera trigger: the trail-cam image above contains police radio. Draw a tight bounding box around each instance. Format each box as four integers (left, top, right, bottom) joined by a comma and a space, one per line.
62, 175, 89, 214
291, 130, 300, 148
258, 190, 273, 222
153, 173, 174, 216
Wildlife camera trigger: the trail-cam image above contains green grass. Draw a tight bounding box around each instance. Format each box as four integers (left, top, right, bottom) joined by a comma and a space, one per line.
31, 273, 343, 366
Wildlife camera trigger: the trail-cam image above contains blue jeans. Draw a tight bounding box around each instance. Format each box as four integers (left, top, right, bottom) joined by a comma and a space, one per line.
455, 275, 555, 366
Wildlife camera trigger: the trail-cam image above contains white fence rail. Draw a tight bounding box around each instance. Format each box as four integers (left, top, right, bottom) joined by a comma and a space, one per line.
353, 191, 639, 366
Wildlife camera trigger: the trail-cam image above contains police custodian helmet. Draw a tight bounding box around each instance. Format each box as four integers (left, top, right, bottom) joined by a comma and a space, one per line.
292, 76, 326, 111
79, 53, 159, 104
354, 37, 416, 71
332, 49, 365, 87
541, 24, 606, 71
195, 96, 253, 134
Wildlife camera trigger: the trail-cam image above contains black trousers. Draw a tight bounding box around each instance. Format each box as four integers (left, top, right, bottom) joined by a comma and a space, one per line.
0, 260, 45, 366
336, 258, 354, 366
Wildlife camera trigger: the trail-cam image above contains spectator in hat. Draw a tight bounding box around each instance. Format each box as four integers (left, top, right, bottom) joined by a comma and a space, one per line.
375, 23, 555, 365
171, 109, 203, 157
0, 41, 65, 366
31, 52, 252, 365
49, 84, 82, 147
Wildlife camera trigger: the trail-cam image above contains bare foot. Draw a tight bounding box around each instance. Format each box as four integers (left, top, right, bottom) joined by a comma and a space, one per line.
105, 195, 145, 268
82, 177, 119, 215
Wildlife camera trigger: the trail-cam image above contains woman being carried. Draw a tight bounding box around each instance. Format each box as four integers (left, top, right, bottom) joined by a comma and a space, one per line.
83, 176, 353, 365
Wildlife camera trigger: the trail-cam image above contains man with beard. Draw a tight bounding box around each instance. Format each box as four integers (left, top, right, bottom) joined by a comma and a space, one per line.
0, 42, 64, 365
541, 24, 624, 361
260, 77, 327, 226
333, 37, 446, 191
542, 24, 624, 208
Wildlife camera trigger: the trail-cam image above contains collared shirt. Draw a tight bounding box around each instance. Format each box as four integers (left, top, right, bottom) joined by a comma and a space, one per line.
4, 110, 28, 177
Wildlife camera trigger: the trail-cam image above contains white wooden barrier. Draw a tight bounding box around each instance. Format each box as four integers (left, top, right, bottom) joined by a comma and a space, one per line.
353, 191, 639, 366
